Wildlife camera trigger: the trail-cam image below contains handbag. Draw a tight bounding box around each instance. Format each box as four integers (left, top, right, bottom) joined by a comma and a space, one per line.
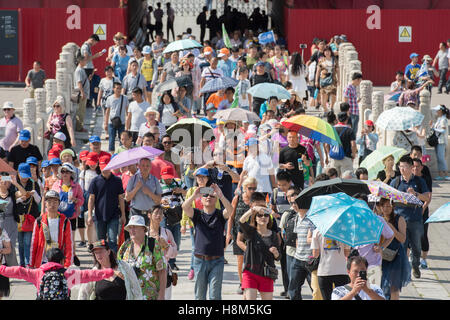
18, 197, 35, 233
319, 58, 334, 88
305, 255, 320, 273
111, 96, 124, 129
381, 247, 398, 262
426, 129, 439, 147
263, 261, 278, 280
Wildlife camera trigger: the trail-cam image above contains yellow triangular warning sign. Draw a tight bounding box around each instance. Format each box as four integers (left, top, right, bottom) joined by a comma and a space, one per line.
400, 28, 410, 38
95, 25, 105, 36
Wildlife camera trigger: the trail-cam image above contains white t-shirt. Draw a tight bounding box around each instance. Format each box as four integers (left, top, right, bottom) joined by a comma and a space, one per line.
311, 229, 350, 277
80, 169, 99, 192
41, 218, 59, 264
161, 104, 178, 127
331, 283, 386, 300
243, 153, 274, 193
128, 100, 150, 132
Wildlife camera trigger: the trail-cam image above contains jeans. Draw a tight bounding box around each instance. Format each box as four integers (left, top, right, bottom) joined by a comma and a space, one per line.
405, 220, 424, 270
161, 217, 181, 267
17, 231, 32, 267
438, 68, 448, 92
190, 227, 195, 270
95, 217, 120, 253
288, 258, 312, 300
435, 143, 448, 172
193, 255, 224, 300
318, 274, 350, 300
280, 245, 289, 293
350, 114, 359, 137
286, 254, 295, 283
108, 123, 125, 152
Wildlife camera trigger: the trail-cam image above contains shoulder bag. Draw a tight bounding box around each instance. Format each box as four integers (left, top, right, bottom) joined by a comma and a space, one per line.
18, 180, 37, 233
426, 129, 439, 147
255, 231, 279, 280
319, 58, 334, 88
111, 95, 124, 129
381, 247, 398, 262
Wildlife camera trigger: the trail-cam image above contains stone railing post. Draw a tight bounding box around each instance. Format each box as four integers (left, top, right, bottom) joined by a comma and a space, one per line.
56, 67, 70, 114
337, 43, 354, 104
371, 91, 384, 124
45, 79, 58, 112
419, 89, 431, 135
359, 80, 372, 135
381, 101, 396, 147
34, 88, 46, 118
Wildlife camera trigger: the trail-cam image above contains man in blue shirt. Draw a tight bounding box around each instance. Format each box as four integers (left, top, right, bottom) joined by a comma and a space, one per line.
217, 48, 233, 78
200, 103, 217, 128
404, 53, 421, 83
390, 155, 431, 279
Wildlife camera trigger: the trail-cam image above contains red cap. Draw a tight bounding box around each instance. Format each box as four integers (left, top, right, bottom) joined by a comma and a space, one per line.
365, 120, 374, 127
86, 152, 100, 166
48, 146, 61, 160
160, 165, 175, 179
99, 155, 111, 170
79, 150, 89, 162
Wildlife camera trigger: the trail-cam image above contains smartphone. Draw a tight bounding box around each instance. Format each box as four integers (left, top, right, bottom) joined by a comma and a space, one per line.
359, 271, 367, 280
199, 187, 214, 195
101, 48, 107, 54
1, 176, 11, 182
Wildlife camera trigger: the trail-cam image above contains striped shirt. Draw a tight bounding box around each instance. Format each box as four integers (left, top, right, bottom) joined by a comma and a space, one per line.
293, 215, 315, 261
160, 178, 187, 205
343, 84, 359, 115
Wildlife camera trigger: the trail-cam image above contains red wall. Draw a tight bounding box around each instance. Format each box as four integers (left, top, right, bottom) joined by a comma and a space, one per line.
289, 0, 450, 9
0, 0, 120, 8
0, 8, 127, 82
284, 9, 450, 85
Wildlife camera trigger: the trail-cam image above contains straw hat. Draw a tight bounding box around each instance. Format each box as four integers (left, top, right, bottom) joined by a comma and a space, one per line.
114, 32, 127, 40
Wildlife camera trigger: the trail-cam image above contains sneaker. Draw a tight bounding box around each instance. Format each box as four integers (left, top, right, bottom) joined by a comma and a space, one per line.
187, 269, 195, 280
172, 264, 179, 271
434, 176, 444, 181
237, 284, 244, 295
420, 258, 428, 269
78, 241, 86, 248
437, 90, 442, 94
280, 291, 287, 297
444, 176, 450, 181
74, 255, 81, 267
412, 267, 421, 279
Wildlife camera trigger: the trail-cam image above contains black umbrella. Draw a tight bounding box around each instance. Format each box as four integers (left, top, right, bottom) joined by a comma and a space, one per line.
295, 178, 371, 209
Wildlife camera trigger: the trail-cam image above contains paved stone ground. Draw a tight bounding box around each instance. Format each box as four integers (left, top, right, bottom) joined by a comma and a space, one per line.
1, 86, 449, 300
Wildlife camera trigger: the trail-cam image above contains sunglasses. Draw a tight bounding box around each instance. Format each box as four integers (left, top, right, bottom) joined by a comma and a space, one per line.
53, 105, 61, 108
202, 194, 216, 198
3, 108, 12, 111
256, 213, 270, 218
163, 141, 172, 145
61, 170, 71, 174
246, 187, 257, 191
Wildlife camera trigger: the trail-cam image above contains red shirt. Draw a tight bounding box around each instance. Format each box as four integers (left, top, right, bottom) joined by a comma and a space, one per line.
150, 157, 178, 180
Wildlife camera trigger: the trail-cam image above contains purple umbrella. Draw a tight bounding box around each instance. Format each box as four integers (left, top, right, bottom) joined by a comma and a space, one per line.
103, 146, 164, 171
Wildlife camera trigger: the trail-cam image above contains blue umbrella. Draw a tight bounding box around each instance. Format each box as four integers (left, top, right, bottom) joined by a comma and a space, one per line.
307, 192, 384, 247
200, 77, 239, 94
163, 39, 203, 54
425, 202, 450, 223
247, 83, 291, 100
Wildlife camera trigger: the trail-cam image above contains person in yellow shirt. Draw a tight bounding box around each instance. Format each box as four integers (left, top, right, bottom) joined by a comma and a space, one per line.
140, 45, 157, 103
180, 168, 221, 281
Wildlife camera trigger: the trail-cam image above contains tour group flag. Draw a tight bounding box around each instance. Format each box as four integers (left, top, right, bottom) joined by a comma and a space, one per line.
258, 30, 275, 45
222, 24, 232, 49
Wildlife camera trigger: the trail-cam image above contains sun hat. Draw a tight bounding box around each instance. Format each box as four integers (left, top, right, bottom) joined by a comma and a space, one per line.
3, 101, 14, 109
18, 163, 32, 179
161, 166, 176, 179
45, 190, 60, 201
60, 149, 75, 160
422, 54, 432, 61
125, 215, 148, 232
142, 45, 152, 55
114, 32, 127, 40
19, 130, 31, 141
58, 163, 76, 179
144, 107, 160, 118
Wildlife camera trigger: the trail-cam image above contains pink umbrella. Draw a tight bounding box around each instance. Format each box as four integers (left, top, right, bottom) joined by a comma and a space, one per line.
103, 146, 164, 171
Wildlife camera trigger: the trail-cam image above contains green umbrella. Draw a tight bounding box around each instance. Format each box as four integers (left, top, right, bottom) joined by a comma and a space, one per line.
166, 118, 214, 148
360, 146, 408, 180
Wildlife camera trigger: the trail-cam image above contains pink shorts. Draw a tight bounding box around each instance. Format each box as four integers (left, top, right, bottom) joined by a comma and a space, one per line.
241, 270, 274, 292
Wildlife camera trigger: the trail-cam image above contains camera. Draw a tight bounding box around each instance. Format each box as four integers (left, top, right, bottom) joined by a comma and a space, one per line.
299, 44, 307, 49
359, 270, 367, 280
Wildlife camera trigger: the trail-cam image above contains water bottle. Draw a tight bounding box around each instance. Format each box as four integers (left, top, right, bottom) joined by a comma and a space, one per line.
297, 158, 304, 171
314, 88, 319, 99
217, 169, 223, 180
68, 189, 73, 204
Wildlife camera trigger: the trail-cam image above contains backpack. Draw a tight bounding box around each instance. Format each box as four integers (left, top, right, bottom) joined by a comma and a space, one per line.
58, 190, 76, 219
329, 127, 349, 160
37, 268, 70, 300
283, 210, 298, 248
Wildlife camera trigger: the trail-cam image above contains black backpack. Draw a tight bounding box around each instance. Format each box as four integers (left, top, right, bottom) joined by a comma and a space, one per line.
37, 268, 70, 300
283, 210, 298, 248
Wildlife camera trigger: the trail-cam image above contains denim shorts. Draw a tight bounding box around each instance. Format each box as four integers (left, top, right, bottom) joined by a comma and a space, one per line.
146, 81, 153, 92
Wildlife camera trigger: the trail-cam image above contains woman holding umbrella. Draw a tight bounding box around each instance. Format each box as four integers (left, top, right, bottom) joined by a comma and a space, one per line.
376, 155, 398, 185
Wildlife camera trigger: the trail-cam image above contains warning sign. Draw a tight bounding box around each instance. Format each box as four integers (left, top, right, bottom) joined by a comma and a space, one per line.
94, 24, 106, 40
399, 26, 411, 43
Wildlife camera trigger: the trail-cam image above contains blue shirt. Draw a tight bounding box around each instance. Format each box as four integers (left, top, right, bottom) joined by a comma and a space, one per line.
390, 175, 429, 222
404, 63, 421, 82
126, 171, 162, 211
218, 59, 233, 78
88, 174, 124, 221
113, 54, 131, 80
200, 117, 217, 128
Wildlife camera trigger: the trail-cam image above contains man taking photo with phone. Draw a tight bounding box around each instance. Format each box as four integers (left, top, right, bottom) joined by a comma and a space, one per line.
332, 256, 385, 300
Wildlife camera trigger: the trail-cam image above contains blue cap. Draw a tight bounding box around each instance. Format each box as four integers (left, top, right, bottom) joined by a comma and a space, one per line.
255, 61, 265, 67
410, 53, 419, 59
41, 160, 50, 168
89, 135, 101, 143
19, 130, 31, 141
26, 156, 38, 166
49, 158, 62, 166
245, 138, 258, 146
142, 45, 152, 55
195, 168, 209, 177
18, 163, 32, 179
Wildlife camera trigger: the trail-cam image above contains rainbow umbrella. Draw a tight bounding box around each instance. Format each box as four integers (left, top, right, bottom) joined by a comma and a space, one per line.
281, 114, 342, 147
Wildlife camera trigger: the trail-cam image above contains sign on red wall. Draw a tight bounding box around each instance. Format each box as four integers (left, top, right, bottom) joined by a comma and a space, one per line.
0, 7, 127, 82
284, 9, 450, 85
